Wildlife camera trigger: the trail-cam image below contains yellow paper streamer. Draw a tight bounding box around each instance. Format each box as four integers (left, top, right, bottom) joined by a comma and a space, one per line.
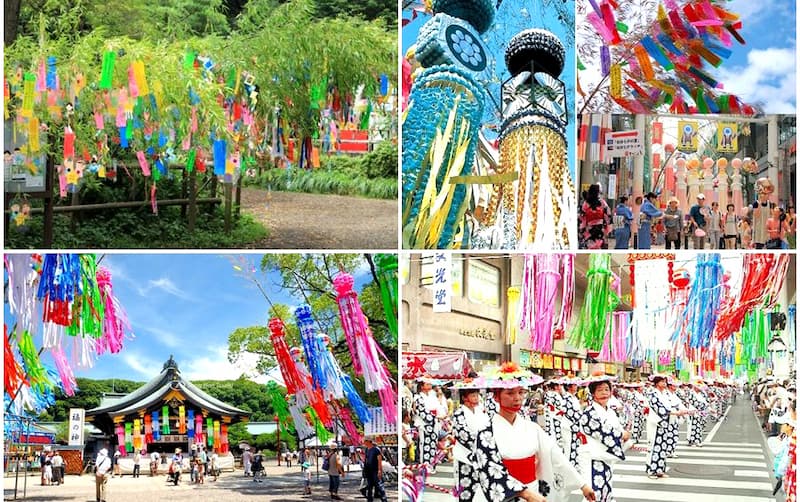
610, 64, 622, 98
133, 61, 149, 95
506, 287, 520, 344
28, 117, 40, 152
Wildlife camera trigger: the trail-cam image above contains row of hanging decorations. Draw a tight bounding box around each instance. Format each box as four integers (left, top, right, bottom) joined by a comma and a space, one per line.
504, 252, 791, 379
235, 254, 398, 444
5, 47, 391, 205
577, 0, 757, 114
113, 407, 230, 455
4, 254, 133, 420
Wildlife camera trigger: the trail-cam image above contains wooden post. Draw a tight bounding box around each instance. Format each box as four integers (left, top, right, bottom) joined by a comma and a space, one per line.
223, 182, 232, 233
180, 166, 188, 219
43, 153, 54, 247
208, 174, 218, 215
188, 167, 198, 233
235, 174, 242, 217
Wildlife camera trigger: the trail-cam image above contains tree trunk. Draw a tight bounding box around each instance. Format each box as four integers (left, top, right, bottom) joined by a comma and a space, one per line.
4, 0, 22, 47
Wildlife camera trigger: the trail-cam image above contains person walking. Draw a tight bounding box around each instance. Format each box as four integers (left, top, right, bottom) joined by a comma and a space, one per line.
578, 183, 612, 249
95, 448, 112, 502
112, 451, 121, 478
613, 197, 634, 249
689, 194, 709, 249
51, 450, 63, 486
242, 447, 252, 477
663, 197, 683, 249
149, 450, 160, 476
723, 204, 739, 249
363, 439, 388, 502
132, 450, 141, 478
578, 375, 632, 502
326, 448, 345, 500
638, 192, 663, 250
708, 202, 723, 249
252, 449, 264, 483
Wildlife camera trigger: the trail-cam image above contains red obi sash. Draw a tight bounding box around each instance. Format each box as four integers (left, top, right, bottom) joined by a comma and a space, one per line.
502, 455, 537, 484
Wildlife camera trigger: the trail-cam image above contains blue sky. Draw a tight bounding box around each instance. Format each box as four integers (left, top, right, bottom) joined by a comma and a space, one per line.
7, 254, 374, 385
715, 0, 797, 112
403, 0, 577, 175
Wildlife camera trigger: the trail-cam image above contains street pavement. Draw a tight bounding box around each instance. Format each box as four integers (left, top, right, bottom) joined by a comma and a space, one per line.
4, 462, 398, 501
419, 397, 782, 502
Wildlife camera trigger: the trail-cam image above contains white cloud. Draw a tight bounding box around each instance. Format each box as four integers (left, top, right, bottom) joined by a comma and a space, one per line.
715, 47, 797, 113
180, 346, 266, 383
135, 324, 182, 349
122, 352, 162, 379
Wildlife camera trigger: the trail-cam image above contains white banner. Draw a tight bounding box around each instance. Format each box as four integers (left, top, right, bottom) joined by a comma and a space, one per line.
68, 408, 85, 446
605, 130, 643, 157
431, 252, 451, 313
364, 407, 397, 436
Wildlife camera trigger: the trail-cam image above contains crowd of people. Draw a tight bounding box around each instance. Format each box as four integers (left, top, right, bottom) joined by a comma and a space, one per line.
402, 365, 796, 502
578, 183, 796, 250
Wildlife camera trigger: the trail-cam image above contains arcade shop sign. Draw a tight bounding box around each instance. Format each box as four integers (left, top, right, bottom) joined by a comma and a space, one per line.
458, 327, 497, 341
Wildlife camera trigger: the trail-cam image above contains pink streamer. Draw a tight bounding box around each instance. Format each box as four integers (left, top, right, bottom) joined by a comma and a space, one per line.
531, 255, 561, 353
136, 151, 151, 176
555, 254, 575, 336
128, 65, 139, 98
333, 273, 365, 375
519, 255, 535, 333
613, 312, 629, 363
94, 112, 104, 130
115, 423, 126, 454
51, 345, 77, 396
95, 266, 131, 355
587, 12, 615, 44
150, 184, 157, 215
339, 407, 363, 445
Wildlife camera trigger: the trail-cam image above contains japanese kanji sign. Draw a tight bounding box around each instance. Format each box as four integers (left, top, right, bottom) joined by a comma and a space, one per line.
431, 252, 451, 313
68, 408, 85, 446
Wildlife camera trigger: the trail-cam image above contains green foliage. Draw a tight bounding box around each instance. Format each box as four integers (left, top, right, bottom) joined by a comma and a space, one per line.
44, 378, 145, 421
312, 0, 396, 29
193, 377, 274, 421
246, 165, 397, 199
5, 205, 268, 249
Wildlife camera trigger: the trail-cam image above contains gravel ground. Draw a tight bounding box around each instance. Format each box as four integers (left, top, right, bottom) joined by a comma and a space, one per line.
239, 188, 398, 250
4, 464, 398, 501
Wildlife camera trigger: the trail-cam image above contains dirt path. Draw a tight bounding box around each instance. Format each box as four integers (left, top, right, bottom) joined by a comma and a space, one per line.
240, 187, 398, 249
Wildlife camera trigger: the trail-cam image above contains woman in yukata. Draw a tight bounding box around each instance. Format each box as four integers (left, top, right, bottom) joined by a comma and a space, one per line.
451, 378, 490, 502
473, 363, 596, 502
578, 375, 634, 502
645, 375, 689, 479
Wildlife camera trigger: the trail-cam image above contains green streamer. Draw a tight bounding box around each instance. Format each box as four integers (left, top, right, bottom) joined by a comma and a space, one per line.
359, 101, 372, 130
66, 255, 102, 338
577, 57, 585, 71
125, 422, 133, 452
616, 22, 629, 34
162, 406, 170, 434
696, 89, 709, 113
186, 149, 196, 173
307, 407, 330, 444
99, 51, 116, 89
569, 254, 614, 351
266, 382, 295, 435
374, 254, 398, 341
18, 330, 49, 390
207, 418, 213, 446
183, 50, 196, 70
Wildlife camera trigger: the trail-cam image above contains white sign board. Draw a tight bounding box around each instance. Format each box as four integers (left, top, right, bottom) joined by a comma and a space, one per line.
605, 130, 643, 157
68, 408, 85, 446
431, 252, 451, 313
363, 407, 397, 436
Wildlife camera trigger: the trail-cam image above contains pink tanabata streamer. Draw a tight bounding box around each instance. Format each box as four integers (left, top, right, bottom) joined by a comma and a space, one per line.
333, 273, 365, 375
555, 254, 575, 337
51, 345, 77, 396
338, 407, 363, 446
532, 255, 561, 353
95, 266, 131, 355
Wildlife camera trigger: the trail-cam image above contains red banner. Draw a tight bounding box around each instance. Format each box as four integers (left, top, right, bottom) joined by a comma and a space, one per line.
652, 121, 663, 144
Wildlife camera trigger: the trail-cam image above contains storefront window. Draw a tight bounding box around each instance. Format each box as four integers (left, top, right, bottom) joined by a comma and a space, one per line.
467, 259, 500, 307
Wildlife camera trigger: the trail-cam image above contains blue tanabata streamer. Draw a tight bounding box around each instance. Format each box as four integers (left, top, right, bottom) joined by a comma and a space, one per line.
36, 254, 81, 303
294, 305, 326, 391
119, 127, 128, 148
152, 411, 160, 441
672, 254, 724, 350
187, 410, 195, 438
341, 375, 371, 424
213, 140, 226, 175
46, 57, 57, 90
313, 335, 344, 399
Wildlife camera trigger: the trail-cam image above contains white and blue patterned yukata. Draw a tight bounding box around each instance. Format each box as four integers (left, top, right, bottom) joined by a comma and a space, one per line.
579, 401, 627, 502
645, 389, 674, 476
451, 404, 489, 502
474, 413, 584, 501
